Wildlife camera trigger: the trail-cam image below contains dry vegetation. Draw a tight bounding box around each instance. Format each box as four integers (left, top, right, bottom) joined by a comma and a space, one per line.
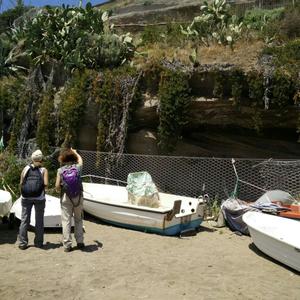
135, 40, 265, 71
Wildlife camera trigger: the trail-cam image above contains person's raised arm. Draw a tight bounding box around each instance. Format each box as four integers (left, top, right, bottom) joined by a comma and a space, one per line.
71, 148, 83, 167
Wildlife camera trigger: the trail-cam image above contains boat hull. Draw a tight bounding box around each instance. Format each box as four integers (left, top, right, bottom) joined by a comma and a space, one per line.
11, 194, 67, 228
0, 190, 12, 217
243, 212, 300, 272
83, 182, 205, 236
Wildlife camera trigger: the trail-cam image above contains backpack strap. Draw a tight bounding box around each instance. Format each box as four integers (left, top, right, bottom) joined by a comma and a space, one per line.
60, 189, 81, 208
28, 165, 44, 183
69, 197, 81, 208
22, 165, 40, 186
22, 165, 31, 182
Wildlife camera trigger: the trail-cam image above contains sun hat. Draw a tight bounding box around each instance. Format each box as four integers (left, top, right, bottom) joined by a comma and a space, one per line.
31, 149, 43, 162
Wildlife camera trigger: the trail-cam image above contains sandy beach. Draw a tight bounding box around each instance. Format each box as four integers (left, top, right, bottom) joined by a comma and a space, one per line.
0, 216, 299, 300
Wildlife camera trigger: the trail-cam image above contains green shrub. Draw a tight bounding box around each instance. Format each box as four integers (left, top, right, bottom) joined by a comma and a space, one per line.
59, 70, 92, 146
9, 3, 135, 72
247, 71, 264, 107
36, 89, 55, 154
213, 71, 225, 99
7, 85, 33, 152
262, 39, 300, 79
141, 26, 164, 45
279, 5, 300, 39
158, 67, 191, 153
141, 23, 184, 46
0, 76, 24, 111
270, 70, 294, 108
243, 8, 284, 31
230, 68, 245, 106
0, 152, 24, 200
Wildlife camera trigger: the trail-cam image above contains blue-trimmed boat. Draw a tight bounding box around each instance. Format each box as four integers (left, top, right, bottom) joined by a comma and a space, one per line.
82, 176, 206, 236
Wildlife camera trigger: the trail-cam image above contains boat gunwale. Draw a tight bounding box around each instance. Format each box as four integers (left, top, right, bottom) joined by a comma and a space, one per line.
82, 175, 127, 186
83, 196, 173, 214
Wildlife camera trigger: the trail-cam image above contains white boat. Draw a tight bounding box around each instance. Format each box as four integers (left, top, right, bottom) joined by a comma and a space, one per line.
243, 211, 300, 272
82, 180, 206, 236
11, 194, 66, 228
0, 189, 12, 217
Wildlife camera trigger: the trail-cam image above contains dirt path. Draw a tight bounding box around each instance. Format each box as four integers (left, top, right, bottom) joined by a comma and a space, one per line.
0, 219, 299, 300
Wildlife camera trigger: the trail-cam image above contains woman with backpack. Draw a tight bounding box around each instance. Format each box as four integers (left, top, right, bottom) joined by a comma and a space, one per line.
55, 148, 84, 252
19, 149, 48, 250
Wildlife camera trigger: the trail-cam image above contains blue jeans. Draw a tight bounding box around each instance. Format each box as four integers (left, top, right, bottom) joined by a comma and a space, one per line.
19, 199, 45, 247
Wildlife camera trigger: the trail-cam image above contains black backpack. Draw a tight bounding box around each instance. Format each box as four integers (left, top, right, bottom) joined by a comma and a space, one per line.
21, 165, 45, 198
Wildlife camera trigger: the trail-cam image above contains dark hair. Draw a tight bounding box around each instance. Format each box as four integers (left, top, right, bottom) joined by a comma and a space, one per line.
58, 148, 78, 165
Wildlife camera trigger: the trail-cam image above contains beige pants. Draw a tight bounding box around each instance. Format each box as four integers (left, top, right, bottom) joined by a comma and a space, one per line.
61, 193, 84, 249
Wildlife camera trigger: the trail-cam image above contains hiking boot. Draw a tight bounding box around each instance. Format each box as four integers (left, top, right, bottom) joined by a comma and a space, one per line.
77, 243, 85, 249
64, 246, 72, 253
19, 245, 28, 250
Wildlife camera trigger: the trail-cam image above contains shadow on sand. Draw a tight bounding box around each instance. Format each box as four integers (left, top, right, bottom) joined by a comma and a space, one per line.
80, 240, 103, 253
0, 223, 18, 245
248, 242, 300, 275
0, 216, 103, 253
197, 224, 217, 233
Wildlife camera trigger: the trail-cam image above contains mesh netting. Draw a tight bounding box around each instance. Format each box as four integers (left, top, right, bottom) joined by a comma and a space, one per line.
63, 151, 300, 202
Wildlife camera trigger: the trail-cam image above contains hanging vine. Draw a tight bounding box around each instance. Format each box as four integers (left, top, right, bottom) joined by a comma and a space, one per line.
270, 70, 294, 109
230, 68, 245, 107
247, 70, 265, 133
0, 76, 24, 148
158, 64, 191, 153
213, 71, 225, 99
59, 69, 92, 147
36, 89, 55, 154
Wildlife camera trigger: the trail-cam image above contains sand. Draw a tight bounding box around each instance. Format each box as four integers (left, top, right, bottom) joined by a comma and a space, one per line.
0, 217, 299, 300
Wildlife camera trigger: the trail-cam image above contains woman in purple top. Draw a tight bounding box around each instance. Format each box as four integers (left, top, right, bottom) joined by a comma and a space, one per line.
55, 148, 84, 252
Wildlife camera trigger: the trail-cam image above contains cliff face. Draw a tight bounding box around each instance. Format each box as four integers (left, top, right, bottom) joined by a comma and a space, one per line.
77, 98, 299, 158
76, 75, 299, 158
128, 96, 299, 158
